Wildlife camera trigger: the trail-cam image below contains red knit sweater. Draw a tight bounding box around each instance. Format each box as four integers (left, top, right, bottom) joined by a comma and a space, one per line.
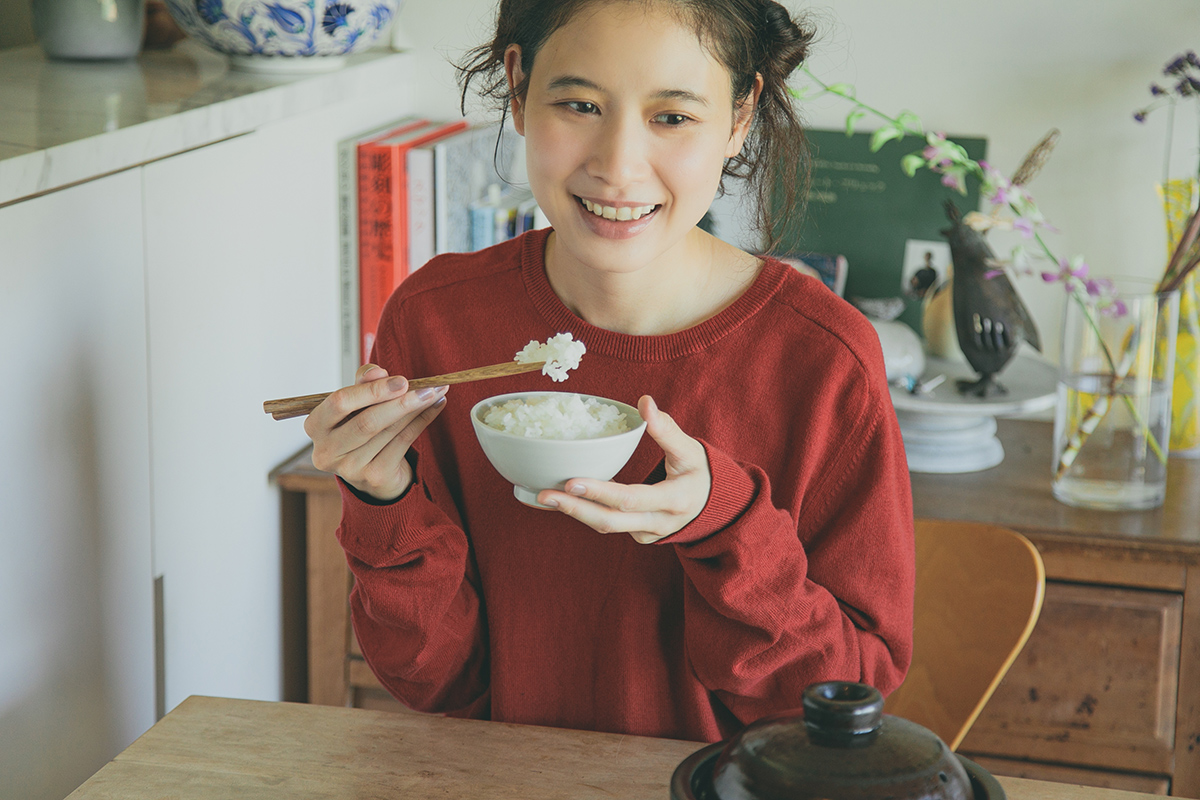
336, 228, 914, 743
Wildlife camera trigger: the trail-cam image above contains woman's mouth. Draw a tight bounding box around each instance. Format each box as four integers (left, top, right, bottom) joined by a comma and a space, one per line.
578, 197, 659, 221
574, 196, 660, 240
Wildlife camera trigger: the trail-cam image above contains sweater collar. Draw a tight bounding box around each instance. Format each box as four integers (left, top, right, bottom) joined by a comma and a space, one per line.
521, 228, 788, 362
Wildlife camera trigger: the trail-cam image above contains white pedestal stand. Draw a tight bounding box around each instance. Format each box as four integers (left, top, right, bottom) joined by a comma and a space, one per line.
890, 354, 1058, 473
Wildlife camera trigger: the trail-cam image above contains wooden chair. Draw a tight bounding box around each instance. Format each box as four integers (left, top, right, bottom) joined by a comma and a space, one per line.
885, 518, 1045, 751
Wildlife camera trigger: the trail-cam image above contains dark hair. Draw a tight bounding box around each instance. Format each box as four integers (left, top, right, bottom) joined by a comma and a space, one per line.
456, 0, 814, 252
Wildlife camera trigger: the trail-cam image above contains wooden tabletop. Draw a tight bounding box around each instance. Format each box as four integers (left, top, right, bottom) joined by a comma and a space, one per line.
909, 418, 1200, 554
68, 696, 1165, 800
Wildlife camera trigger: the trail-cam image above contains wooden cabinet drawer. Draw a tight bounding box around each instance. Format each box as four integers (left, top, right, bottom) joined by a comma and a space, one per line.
960, 582, 1181, 774
965, 755, 1170, 795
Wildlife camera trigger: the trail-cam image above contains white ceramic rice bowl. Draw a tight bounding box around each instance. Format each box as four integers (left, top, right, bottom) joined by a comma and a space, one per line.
470, 391, 647, 509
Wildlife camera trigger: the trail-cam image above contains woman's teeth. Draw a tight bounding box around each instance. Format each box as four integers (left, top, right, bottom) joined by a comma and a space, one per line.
581, 199, 656, 221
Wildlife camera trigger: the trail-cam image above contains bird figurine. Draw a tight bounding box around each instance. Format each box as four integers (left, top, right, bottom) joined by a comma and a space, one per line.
942, 200, 1041, 397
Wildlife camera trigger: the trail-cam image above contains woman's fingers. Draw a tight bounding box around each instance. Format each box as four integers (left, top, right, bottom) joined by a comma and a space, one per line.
639, 395, 707, 475
537, 397, 712, 543
304, 362, 449, 500
539, 480, 687, 542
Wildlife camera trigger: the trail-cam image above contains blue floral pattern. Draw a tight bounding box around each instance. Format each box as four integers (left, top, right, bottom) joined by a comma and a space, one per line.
322, 2, 353, 35
166, 0, 400, 59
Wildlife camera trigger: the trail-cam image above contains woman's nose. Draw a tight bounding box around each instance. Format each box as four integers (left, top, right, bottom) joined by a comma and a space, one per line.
587, 115, 651, 186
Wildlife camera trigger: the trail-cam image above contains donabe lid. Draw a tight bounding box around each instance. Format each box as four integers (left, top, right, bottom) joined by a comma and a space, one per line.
705, 682, 976, 800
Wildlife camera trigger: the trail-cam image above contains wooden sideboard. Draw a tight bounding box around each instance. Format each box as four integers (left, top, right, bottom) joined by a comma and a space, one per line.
910, 419, 1200, 797
274, 418, 1200, 796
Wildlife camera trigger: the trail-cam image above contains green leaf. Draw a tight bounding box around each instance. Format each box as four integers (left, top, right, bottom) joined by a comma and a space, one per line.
826, 82, 855, 99
895, 111, 923, 135
790, 85, 810, 101
901, 153, 926, 177
869, 126, 904, 152
844, 109, 865, 137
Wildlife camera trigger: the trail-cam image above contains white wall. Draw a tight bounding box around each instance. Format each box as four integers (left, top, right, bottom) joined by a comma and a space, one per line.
398, 0, 1200, 361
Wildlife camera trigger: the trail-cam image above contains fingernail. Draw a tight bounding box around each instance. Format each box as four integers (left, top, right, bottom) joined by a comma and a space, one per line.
542, 497, 559, 508
417, 384, 449, 400
569, 484, 586, 496
387, 376, 407, 392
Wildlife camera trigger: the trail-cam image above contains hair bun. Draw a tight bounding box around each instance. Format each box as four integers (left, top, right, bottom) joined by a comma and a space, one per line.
761, 0, 812, 77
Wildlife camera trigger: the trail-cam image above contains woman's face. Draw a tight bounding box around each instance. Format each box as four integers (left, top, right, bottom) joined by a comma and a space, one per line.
507, 2, 753, 278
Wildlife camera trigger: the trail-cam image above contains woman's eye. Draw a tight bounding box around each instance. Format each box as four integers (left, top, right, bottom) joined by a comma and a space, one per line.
654, 113, 691, 126
565, 101, 599, 114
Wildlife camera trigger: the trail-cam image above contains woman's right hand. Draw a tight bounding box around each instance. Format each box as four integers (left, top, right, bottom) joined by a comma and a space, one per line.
305, 363, 449, 502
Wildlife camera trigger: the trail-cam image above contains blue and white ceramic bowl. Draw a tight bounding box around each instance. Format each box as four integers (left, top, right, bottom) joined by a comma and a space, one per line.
164, 0, 402, 72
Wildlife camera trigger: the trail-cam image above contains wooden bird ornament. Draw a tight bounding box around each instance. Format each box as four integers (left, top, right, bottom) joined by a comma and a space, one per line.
943, 201, 1042, 397
941, 130, 1057, 397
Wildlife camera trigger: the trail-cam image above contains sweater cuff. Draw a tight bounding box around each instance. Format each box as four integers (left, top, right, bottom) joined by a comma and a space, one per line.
661, 440, 756, 545
336, 474, 438, 565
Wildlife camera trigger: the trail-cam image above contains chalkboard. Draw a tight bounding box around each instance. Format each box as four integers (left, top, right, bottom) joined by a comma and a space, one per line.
774, 129, 988, 331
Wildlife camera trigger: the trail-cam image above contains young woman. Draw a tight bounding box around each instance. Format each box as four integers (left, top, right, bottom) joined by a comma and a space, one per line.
304, 0, 914, 742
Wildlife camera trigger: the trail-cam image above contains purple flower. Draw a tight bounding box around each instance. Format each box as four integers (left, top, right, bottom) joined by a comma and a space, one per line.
1013, 217, 1034, 238
1134, 110, 1148, 123
941, 173, 963, 191
1085, 277, 1114, 297
1151, 83, 1167, 96
1101, 299, 1129, 317
984, 269, 1005, 280
1166, 54, 1191, 75
1043, 257, 1089, 287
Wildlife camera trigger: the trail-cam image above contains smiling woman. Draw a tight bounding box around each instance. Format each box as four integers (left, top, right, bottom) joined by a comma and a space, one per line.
301, 0, 916, 745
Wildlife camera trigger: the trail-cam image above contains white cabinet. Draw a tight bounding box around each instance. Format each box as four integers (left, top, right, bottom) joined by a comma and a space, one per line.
141, 121, 343, 710
0, 62, 417, 798
140, 93, 415, 712
0, 170, 155, 800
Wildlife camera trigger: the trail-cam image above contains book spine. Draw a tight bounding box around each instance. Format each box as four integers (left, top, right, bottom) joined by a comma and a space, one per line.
337, 137, 361, 383
470, 203, 493, 250
434, 140, 451, 256
357, 146, 396, 362
407, 146, 436, 274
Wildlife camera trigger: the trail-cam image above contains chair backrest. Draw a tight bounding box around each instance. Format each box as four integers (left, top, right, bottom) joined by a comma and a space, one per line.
884, 518, 1045, 751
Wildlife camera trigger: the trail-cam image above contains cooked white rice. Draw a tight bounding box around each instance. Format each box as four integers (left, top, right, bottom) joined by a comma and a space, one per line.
482, 394, 631, 439
514, 332, 586, 382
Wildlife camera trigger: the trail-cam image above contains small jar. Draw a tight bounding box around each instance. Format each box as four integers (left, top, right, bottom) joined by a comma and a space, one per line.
32, 0, 147, 61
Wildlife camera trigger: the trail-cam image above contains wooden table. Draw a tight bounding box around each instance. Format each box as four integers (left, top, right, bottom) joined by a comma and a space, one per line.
67, 695, 1168, 800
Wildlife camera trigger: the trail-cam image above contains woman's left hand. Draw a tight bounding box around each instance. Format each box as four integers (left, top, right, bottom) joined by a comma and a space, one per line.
536, 395, 711, 544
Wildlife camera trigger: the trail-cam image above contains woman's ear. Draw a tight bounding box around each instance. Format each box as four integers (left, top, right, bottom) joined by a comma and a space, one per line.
504, 44, 527, 136
725, 73, 763, 158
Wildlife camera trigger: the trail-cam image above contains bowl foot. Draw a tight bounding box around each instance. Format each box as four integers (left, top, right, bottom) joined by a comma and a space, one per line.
514, 485, 555, 509
228, 54, 347, 74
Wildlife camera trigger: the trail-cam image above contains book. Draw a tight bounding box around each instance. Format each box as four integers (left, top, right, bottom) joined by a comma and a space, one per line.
406, 123, 520, 272
336, 116, 427, 384
469, 185, 543, 250
357, 119, 469, 360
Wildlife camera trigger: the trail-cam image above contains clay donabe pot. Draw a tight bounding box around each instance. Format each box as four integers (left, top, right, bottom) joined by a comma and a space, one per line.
670, 682, 1006, 800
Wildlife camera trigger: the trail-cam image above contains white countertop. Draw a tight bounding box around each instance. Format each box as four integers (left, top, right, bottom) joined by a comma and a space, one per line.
0, 40, 412, 207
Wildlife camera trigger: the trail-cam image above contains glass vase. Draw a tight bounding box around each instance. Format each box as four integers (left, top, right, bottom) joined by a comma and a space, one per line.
1159, 178, 1200, 457
1052, 281, 1180, 510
